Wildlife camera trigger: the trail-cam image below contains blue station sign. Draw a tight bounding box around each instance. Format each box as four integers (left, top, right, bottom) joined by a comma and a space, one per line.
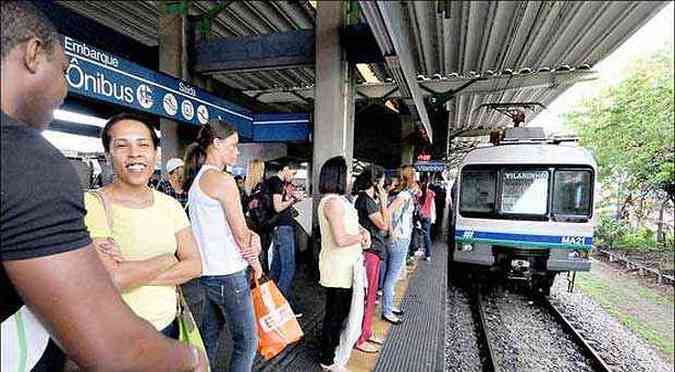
63, 35, 254, 137
415, 160, 448, 172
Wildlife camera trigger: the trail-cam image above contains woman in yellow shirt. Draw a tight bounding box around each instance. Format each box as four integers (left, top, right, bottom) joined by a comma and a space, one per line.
85, 113, 202, 338
317, 156, 370, 371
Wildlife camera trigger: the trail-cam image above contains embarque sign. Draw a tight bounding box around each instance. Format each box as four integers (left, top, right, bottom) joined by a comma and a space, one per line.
62, 35, 253, 136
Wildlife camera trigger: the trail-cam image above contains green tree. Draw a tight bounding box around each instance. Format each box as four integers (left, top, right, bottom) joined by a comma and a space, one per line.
565, 48, 674, 205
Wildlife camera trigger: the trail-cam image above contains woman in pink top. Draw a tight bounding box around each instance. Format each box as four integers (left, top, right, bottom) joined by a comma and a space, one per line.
418, 175, 436, 261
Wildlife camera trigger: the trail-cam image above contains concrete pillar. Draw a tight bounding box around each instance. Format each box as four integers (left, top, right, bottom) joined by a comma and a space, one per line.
399, 116, 415, 166
401, 143, 414, 165
311, 1, 354, 196
159, 10, 188, 177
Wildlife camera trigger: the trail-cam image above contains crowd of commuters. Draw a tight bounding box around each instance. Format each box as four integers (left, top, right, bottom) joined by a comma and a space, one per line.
1, 2, 441, 371
1, 2, 207, 371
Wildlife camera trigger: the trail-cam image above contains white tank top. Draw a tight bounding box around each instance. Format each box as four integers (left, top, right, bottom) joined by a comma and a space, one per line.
188, 165, 247, 276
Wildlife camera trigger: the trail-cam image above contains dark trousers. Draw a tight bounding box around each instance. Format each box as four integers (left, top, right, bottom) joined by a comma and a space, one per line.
421, 217, 433, 258
31, 339, 66, 372
319, 286, 353, 366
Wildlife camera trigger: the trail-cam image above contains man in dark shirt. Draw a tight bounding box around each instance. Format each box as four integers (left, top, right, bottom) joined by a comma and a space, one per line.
0, 2, 204, 370
266, 161, 301, 315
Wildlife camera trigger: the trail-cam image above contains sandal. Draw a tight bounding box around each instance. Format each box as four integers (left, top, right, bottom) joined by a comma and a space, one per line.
355, 342, 380, 354
367, 335, 385, 345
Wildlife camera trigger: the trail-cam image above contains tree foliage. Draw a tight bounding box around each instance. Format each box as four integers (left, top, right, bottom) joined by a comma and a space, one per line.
565, 48, 674, 202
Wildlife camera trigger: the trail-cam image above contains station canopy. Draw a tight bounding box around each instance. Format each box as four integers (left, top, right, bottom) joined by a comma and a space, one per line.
57, 0, 667, 151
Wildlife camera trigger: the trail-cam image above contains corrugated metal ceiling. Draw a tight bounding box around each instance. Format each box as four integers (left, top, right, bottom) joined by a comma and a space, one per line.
56, 0, 317, 92
403, 1, 667, 130
56, 1, 667, 131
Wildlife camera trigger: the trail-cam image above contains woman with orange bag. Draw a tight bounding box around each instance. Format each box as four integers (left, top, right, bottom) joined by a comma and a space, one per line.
183, 119, 264, 372
317, 156, 371, 371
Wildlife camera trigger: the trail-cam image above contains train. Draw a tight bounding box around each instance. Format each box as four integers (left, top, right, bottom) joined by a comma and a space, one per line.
448, 128, 597, 294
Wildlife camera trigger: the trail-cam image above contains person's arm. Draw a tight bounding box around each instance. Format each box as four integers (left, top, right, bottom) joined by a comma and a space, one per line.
147, 227, 202, 286
272, 193, 295, 213
84, 194, 178, 291
98, 252, 178, 292
370, 189, 390, 232
4, 247, 205, 371
200, 170, 263, 277
324, 197, 363, 248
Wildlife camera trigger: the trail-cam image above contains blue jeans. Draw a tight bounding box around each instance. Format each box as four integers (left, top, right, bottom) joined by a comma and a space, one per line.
200, 271, 257, 372
382, 237, 410, 317
160, 318, 179, 339
270, 225, 296, 302
421, 217, 433, 258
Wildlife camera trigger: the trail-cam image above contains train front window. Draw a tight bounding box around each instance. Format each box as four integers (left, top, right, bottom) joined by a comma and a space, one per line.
500, 170, 549, 215
552, 170, 592, 217
460, 170, 496, 214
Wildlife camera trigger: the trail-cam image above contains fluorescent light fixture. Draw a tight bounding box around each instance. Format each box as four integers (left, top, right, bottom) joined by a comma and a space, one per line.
356, 63, 381, 84
54, 109, 107, 127
53, 109, 161, 138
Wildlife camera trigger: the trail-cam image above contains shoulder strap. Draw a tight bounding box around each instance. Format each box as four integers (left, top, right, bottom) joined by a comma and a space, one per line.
88, 189, 113, 231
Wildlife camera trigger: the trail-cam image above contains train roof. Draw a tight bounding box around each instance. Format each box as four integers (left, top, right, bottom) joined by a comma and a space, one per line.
461, 143, 597, 169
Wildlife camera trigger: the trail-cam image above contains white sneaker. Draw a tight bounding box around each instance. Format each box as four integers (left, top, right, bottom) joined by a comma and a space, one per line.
320, 363, 350, 372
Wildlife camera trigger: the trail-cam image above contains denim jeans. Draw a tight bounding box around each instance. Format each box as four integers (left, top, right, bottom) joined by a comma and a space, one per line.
270, 225, 296, 301
200, 271, 257, 372
420, 217, 433, 258
382, 237, 410, 317
160, 318, 179, 339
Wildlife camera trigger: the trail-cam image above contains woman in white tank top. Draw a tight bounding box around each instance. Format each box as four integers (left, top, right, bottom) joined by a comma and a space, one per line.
183, 120, 263, 372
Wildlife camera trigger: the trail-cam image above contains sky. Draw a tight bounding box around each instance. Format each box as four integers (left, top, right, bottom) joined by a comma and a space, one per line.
43, 2, 675, 152
530, 2, 675, 135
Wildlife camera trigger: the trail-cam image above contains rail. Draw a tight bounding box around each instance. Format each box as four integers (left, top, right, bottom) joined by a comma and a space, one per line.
541, 297, 612, 372
472, 285, 498, 372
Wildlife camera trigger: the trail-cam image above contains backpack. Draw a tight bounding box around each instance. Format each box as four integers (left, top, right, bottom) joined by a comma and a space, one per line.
247, 182, 271, 229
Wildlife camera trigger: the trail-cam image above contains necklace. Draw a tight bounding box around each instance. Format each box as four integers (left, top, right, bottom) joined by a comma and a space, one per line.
104, 185, 154, 208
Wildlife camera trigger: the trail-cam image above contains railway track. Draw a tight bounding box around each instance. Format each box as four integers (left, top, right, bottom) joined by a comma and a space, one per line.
471, 285, 612, 372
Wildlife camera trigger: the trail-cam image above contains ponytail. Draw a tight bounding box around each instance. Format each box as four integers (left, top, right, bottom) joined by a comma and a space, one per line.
182, 119, 238, 191
183, 142, 206, 191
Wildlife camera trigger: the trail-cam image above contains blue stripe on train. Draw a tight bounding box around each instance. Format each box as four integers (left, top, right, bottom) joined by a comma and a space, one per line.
455, 229, 593, 247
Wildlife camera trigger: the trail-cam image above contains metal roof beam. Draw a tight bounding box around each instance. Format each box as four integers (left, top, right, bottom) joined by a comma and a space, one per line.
193, 30, 315, 74
244, 69, 597, 103
360, 1, 433, 143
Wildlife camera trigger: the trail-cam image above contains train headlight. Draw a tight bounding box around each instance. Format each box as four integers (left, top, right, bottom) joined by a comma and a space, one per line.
462, 244, 473, 252
568, 250, 580, 258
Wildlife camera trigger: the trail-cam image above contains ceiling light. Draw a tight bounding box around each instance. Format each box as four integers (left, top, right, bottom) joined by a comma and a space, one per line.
356, 63, 381, 84
54, 109, 107, 127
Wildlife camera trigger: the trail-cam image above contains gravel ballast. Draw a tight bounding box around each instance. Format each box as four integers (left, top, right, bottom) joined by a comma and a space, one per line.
549, 278, 673, 372
480, 287, 595, 372
445, 285, 482, 372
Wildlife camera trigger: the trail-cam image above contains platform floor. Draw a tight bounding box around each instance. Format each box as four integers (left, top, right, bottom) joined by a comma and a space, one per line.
244, 239, 447, 372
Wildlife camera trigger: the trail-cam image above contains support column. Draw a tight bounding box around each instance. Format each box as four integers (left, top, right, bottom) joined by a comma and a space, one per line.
311, 1, 354, 196
159, 10, 188, 177
401, 143, 414, 165
400, 116, 415, 166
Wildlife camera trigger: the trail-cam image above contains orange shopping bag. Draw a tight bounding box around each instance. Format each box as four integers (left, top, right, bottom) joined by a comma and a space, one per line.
251, 276, 304, 359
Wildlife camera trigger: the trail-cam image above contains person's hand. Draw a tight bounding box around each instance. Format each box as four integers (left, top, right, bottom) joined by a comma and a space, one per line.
377, 187, 388, 205
189, 346, 209, 372
360, 229, 371, 249
93, 238, 123, 262
250, 232, 262, 255
252, 262, 264, 280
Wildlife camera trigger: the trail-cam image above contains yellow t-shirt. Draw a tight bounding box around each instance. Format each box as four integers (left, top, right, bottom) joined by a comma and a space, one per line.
84, 190, 190, 331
